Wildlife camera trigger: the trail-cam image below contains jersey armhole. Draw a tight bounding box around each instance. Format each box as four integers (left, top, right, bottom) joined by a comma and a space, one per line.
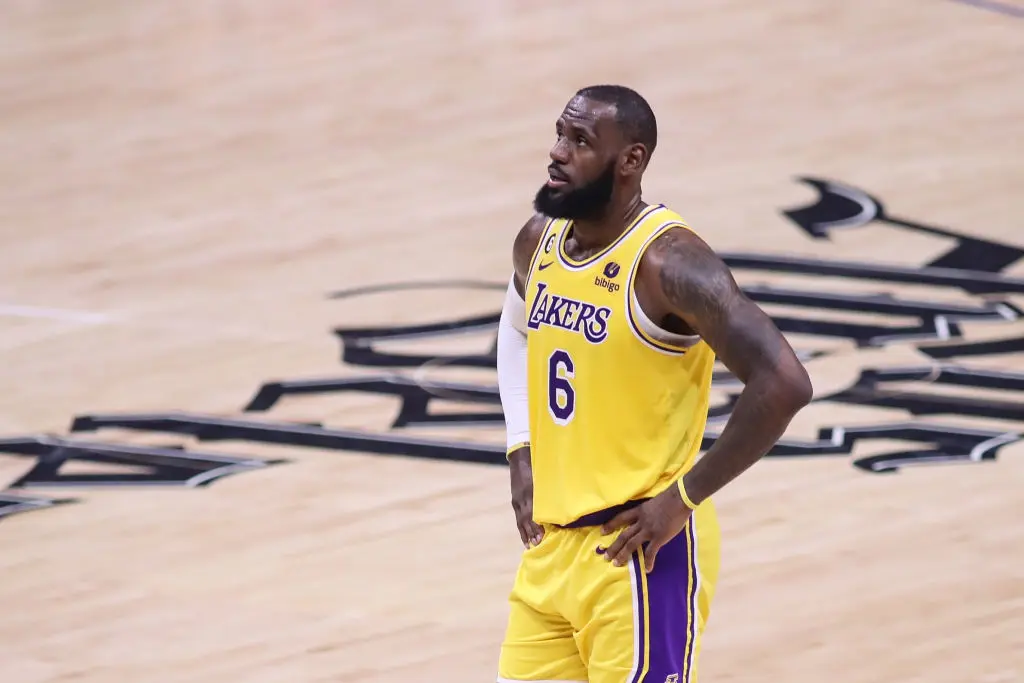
624, 221, 703, 355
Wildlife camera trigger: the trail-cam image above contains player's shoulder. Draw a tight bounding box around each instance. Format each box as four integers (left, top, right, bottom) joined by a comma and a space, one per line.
639, 209, 725, 286
514, 213, 550, 251
643, 205, 708, 261
512, 213, 552, 273
645, 203, 694, 234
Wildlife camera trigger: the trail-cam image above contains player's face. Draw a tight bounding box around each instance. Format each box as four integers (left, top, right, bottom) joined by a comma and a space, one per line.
533, 97, 622, 220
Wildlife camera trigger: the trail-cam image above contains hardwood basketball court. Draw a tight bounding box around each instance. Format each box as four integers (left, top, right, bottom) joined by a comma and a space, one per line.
1, 1, 1021, 681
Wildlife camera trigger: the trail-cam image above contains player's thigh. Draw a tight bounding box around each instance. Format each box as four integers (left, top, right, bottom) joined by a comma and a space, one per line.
693, 497, 721, 631
497, 593, 587, 682
578, 505, 720, 683
570, 543, 644, 683
688, 499, 722, 683
497, 530, 588, 683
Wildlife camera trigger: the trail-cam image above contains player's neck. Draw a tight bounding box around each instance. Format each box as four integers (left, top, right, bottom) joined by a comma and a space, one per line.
570, 193, 646, 252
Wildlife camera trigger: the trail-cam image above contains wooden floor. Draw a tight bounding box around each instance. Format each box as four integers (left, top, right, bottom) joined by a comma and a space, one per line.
1, 1, 1022, 681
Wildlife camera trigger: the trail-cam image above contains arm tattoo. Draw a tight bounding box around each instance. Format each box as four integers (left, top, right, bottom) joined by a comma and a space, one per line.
652, 228, 780, 381
650, 228, 813, 503
655, 229, 739, 338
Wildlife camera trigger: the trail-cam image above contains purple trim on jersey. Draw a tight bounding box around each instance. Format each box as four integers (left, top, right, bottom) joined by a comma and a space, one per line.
624, 221, 693, 355
625, 289, 689, 354
556, 204, 664, 271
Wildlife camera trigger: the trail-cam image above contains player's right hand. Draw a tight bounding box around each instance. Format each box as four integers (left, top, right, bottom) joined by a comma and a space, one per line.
508, 446, 544, 549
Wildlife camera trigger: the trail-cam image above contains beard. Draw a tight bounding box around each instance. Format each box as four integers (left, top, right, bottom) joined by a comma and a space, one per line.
533, 160, 616, 221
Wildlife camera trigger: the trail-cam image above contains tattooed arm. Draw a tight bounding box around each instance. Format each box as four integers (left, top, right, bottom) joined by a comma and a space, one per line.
643, 226, 813, 504
598, 225, 813, 571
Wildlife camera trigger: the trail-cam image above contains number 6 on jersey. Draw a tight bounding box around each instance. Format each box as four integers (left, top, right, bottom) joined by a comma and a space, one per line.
547, 349, 576, 425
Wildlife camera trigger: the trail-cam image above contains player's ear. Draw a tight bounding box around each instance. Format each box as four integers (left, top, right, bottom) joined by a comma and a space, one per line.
620, 143, 647, 176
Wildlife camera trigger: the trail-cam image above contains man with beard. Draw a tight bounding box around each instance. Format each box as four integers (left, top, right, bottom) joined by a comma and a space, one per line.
494, 85, 813, 683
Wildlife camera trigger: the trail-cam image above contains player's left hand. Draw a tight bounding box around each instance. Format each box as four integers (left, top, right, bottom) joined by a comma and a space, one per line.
599, 483, 693, 573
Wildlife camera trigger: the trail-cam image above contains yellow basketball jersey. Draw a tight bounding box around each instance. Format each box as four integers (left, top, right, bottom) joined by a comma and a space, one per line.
522, 204, 716, 526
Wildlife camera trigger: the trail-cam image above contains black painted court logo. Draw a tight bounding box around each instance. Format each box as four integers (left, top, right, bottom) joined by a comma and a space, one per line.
2, 175, 1022, 522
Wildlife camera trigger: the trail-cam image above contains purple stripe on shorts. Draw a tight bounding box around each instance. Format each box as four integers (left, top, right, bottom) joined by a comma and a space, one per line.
682, 521, 699, 680
629, 553, 648, 683
640, 521, 698, 682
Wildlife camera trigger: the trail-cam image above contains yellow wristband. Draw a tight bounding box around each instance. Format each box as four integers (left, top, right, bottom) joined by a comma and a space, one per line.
506, 442, 530, 460
677, 477, 699, 509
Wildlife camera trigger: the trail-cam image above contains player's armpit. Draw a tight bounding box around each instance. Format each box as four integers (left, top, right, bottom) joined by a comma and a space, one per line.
643, 227, 814, 504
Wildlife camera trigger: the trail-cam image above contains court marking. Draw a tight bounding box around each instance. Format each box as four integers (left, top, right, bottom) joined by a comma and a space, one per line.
0, 303, 112, 325
949, 0, 1024, 18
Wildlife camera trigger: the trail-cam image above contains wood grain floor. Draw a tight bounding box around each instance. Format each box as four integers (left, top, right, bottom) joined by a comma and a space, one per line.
1, 1, 1021, 682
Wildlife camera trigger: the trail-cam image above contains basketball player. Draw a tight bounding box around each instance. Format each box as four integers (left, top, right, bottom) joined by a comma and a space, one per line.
494, 85, 813, 683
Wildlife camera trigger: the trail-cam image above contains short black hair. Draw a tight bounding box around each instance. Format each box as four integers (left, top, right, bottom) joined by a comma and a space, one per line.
576, 84, 658, 158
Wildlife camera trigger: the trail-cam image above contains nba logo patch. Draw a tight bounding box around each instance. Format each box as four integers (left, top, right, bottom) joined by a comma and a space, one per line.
603, 262, 620, 279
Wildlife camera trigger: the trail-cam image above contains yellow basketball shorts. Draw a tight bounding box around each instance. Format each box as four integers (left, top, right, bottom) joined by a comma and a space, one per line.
497, 499, 720, 683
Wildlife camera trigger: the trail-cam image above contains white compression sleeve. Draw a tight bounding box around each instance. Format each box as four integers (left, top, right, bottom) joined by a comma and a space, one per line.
496, 274, 530, 454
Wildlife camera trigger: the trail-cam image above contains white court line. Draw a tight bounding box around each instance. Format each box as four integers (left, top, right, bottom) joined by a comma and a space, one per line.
0, 306, 327, 349
0, 304, 113, 325
0, 323, 109, 353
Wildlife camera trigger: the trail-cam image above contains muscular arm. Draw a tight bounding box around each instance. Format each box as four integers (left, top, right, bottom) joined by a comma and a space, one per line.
640, 227, 813, 504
